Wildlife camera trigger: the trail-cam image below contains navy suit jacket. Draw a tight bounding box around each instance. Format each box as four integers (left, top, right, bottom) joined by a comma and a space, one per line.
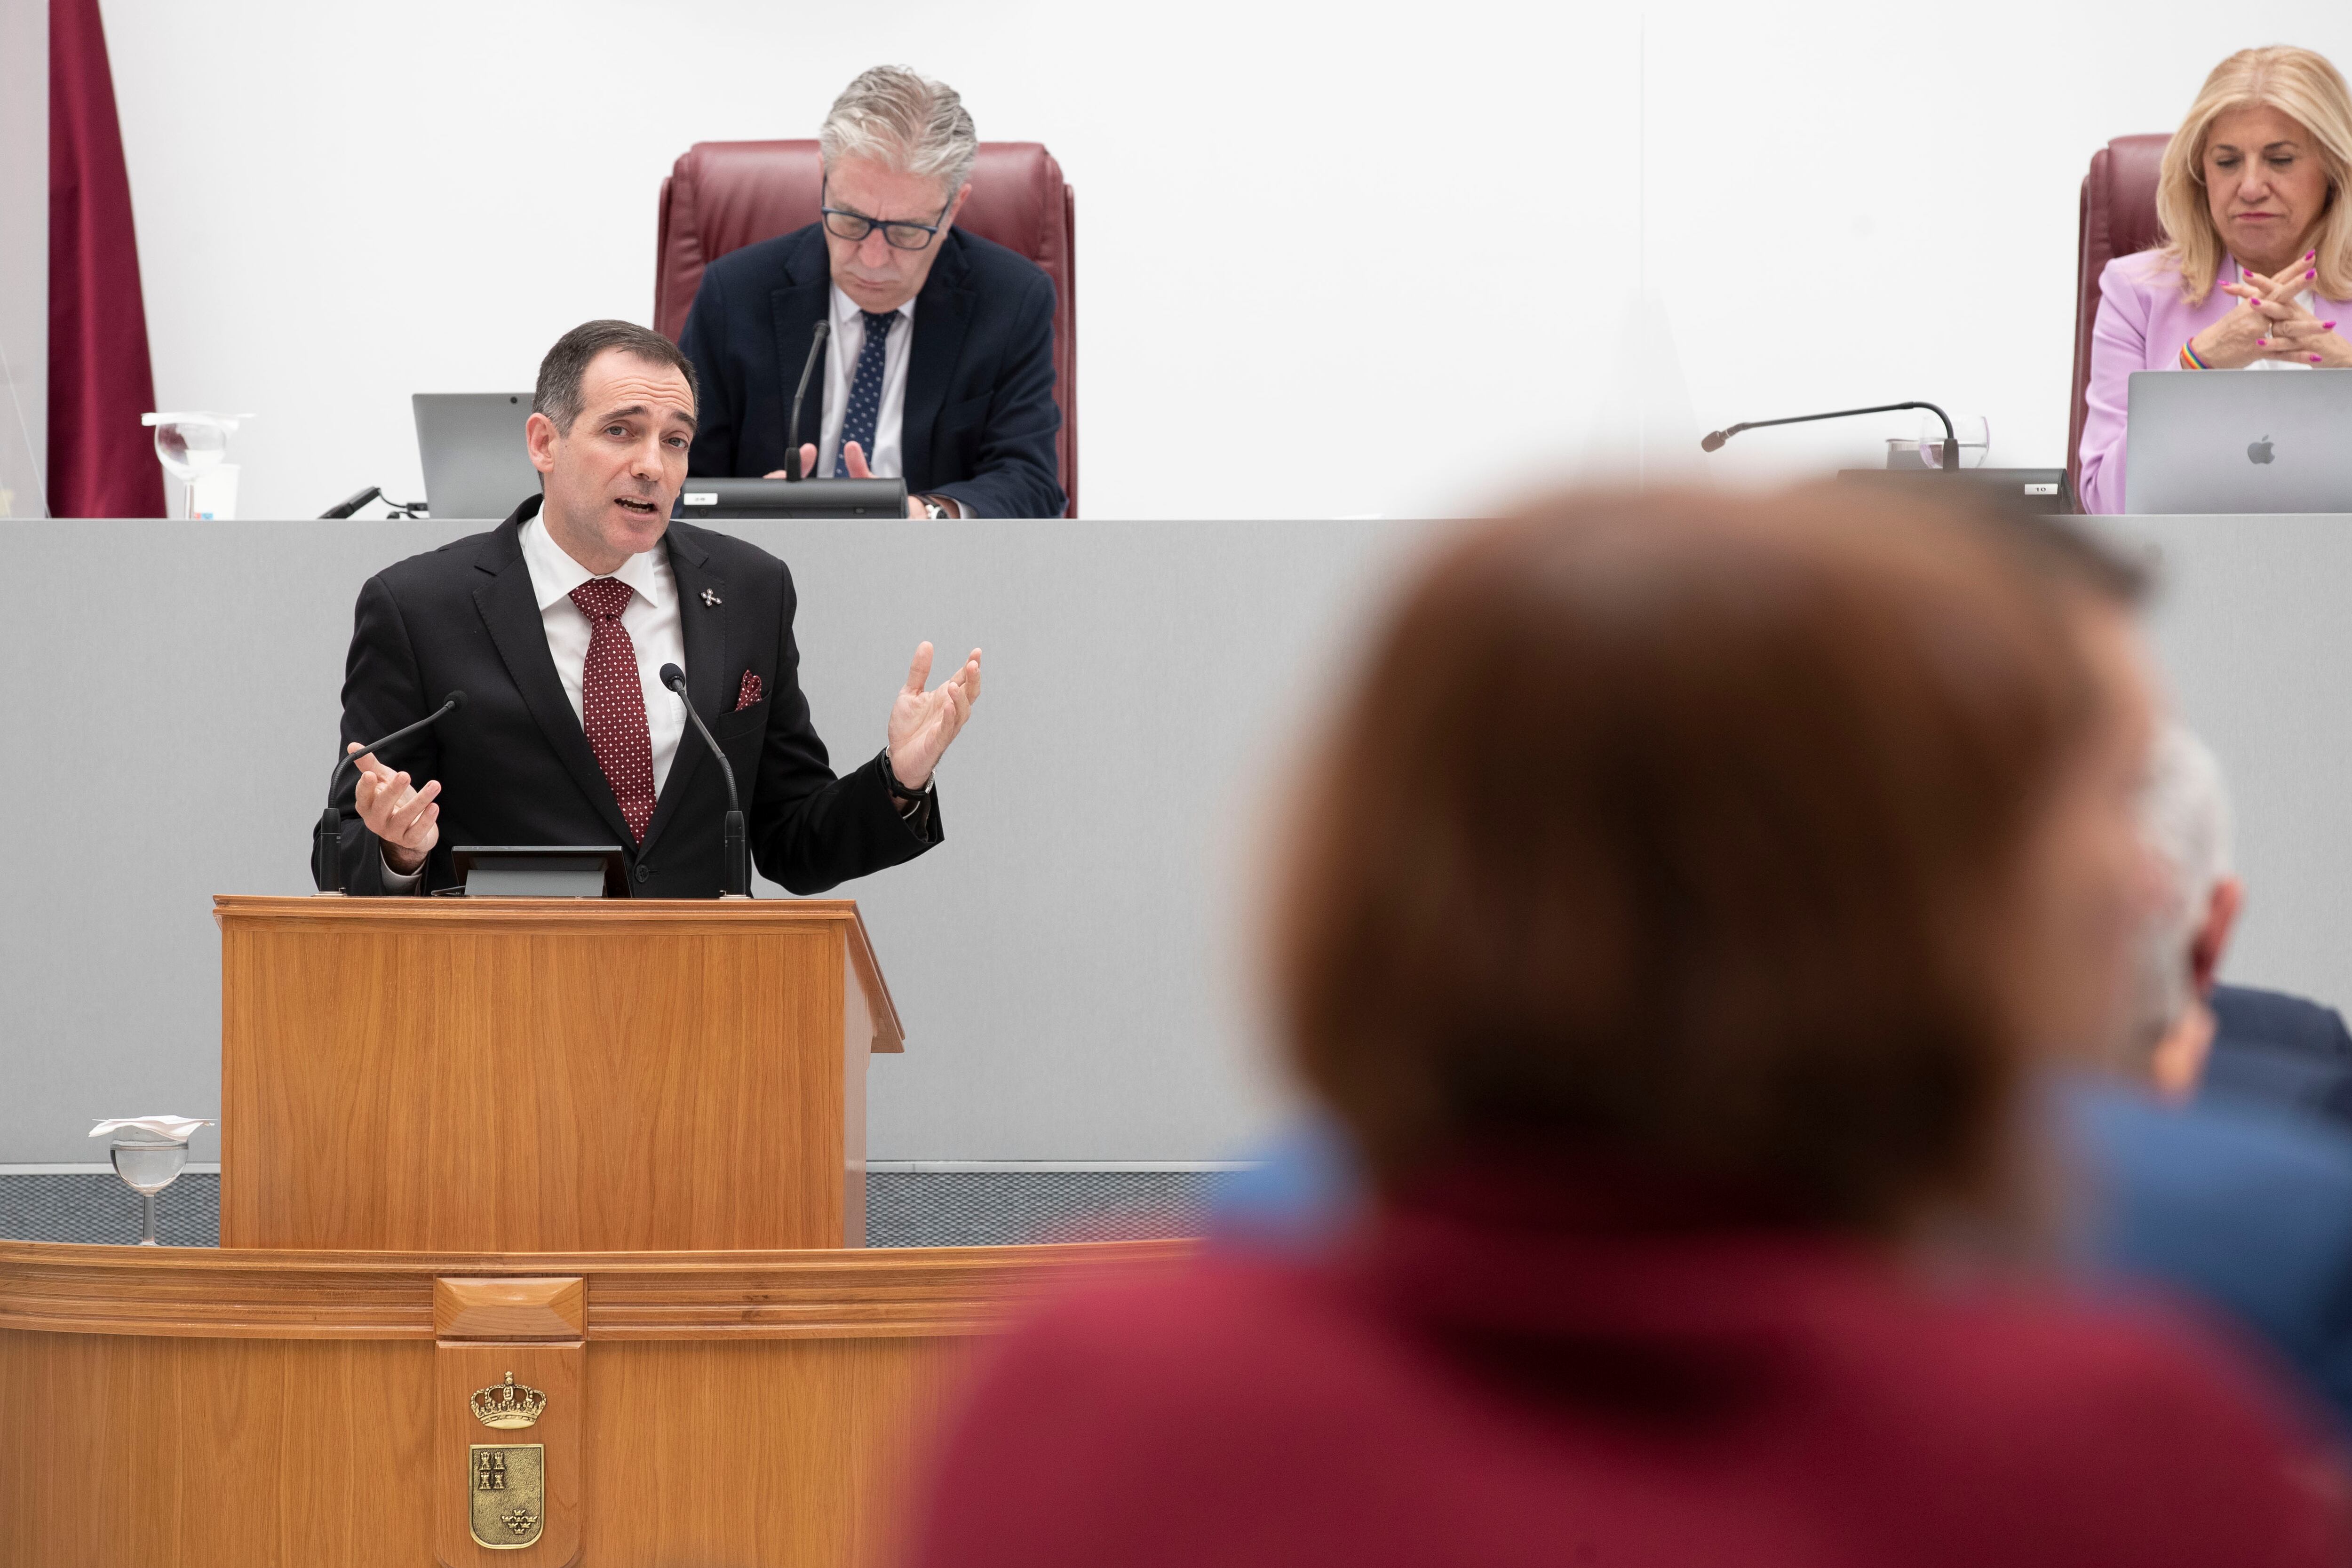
317, 497, 938, 898
2074, 1081, 2352, 1433
2206, 983, 2352, 1123
678, 224, 1065, 518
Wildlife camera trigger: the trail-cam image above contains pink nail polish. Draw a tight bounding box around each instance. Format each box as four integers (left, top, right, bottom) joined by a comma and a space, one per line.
2309, 270, 2319, 279
2259, 337, 2271, 346
2327, 321, 2339, 330
2315, 355, 2327, 364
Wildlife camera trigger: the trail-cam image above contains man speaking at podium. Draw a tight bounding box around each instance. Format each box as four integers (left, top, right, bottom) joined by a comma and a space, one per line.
318, 319, 982, 897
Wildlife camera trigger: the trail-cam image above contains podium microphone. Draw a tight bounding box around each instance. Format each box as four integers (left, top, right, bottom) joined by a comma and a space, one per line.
661, 663, 750, 898
1701, 400, 1960, 470
784, 320, 831, 482
313, 692, 469, 893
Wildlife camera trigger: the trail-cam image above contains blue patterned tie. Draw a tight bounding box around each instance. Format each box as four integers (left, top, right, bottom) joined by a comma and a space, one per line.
834, 310, 897, 477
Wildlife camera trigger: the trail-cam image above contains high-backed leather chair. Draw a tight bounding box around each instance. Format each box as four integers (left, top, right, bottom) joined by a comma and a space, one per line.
654, 140, 1078, 516
2069, 134, 2170, 504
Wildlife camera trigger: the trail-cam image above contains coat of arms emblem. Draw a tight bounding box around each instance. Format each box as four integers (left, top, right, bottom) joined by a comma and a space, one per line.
467, 1371, 549, 1548
469, 1443, 545, 1549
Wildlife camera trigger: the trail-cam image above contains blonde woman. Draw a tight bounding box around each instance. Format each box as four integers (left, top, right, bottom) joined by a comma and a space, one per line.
2079, 46, 2352, 514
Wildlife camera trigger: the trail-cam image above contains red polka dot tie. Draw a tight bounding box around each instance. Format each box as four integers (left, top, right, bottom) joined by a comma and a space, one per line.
568, 578, 656, 843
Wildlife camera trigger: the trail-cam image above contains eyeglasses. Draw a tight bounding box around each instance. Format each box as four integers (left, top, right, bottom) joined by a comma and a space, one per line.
819, 181, 950, 251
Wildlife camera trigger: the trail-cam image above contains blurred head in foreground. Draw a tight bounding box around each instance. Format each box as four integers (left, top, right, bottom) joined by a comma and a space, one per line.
1277, 486, 2155, 1239
906, 489, 2345, 1568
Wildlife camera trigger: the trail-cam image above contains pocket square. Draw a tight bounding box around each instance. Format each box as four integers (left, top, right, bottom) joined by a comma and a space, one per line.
733, 671, 763, 712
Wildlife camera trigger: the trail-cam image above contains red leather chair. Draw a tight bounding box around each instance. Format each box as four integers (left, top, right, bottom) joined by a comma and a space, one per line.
2068, 134, 2170, 506
654, 140, 1078, 516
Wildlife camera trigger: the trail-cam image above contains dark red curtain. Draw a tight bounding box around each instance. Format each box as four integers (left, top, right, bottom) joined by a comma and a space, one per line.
48, 0, 162, 518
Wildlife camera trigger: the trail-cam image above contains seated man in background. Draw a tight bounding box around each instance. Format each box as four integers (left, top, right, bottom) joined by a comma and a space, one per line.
908, 488, 2345, 1567
679, 65, 1064, 519
2072, 720, 2352, 1432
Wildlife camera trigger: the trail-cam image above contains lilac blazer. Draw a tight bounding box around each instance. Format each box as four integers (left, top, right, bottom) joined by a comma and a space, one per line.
2079, 250, 2352, 514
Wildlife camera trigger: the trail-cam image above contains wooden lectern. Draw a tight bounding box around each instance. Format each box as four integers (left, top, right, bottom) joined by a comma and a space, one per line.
214, 895, 902, 1252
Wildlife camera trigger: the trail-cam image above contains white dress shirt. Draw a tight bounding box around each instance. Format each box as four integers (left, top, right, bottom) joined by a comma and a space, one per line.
380, 511, 688, 891
818, 285, 916, 485
517, 513, 688, 795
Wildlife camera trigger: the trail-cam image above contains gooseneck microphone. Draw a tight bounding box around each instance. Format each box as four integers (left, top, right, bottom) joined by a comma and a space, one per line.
1700, 401, 1961, 471
784, 320, 832, 482
313, 692, 469, 893
661, 663, 750, 898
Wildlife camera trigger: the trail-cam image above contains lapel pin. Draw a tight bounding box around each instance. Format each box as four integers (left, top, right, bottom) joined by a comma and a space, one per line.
700, 589, 722, 607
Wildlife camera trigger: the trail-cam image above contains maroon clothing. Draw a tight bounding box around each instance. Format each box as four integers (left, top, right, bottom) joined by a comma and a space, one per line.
908, 1175, 2350, 1568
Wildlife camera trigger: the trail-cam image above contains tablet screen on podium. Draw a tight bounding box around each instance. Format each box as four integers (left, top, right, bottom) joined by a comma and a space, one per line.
449, 846, 629, 898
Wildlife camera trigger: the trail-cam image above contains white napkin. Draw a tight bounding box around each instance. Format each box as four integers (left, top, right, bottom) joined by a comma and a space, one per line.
89, 1116, 215, 1143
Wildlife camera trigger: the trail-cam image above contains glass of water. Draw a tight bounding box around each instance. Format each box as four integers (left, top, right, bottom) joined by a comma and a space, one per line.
109, 1139, 190, 1246
1917, 414, 1991, 470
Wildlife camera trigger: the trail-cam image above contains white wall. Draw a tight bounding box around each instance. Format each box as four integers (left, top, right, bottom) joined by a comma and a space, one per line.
0, 0, 44, 518
98, 2, 2352, 518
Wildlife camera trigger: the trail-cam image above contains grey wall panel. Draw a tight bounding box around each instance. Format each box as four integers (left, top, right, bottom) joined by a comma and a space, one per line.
0, 518, 1432, 1165
2108, 516, 2352, 1013
7, 513, 2345, 1168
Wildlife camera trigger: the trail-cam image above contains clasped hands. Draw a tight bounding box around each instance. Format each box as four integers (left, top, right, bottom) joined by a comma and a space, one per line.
348, 642, 983, 875
2188, 253, 2352, 368
762, 441, 957, 519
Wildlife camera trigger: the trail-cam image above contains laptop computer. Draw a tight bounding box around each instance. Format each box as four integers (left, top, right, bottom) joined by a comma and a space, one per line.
2125, 369, 2352, 513
413, 393, 540, 520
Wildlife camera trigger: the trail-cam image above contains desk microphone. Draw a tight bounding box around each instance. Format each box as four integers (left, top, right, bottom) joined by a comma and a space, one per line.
1700, 401, 1960, 470
313, 692, 469, 893
661, 663, 750, 898
784, 320, 831, 482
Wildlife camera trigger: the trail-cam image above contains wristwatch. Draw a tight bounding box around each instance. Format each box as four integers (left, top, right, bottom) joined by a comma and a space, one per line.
880, 748, 937, 805
919, 497, 949, 521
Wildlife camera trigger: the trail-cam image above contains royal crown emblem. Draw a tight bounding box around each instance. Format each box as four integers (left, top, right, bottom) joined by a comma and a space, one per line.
470, 1371, 548, 1430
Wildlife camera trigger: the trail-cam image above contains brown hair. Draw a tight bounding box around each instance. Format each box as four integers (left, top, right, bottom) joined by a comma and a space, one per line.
1274, 487, 2094, 1235
534, 319, 699, 433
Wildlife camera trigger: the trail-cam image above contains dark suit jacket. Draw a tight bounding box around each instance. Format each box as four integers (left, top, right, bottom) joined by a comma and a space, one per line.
2206, 984, 2352, 1124
679, 225, 1065, 519
2074, 1081, 2352, 1434
317, 496, 938, 897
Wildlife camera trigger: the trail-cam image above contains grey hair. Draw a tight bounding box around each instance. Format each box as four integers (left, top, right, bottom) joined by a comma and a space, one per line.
2125, 724, 2235, 1059
818, 66, 978, 201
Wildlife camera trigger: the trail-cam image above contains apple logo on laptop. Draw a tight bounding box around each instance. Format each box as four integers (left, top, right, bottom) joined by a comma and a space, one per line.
2249, 435, 2276, 464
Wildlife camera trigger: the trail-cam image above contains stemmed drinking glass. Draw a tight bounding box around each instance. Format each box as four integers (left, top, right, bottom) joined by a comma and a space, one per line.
109, 1138, 191, 1246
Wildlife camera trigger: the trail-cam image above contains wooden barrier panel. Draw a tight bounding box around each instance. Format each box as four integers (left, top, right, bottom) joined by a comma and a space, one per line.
0, 1238, 1186, 1568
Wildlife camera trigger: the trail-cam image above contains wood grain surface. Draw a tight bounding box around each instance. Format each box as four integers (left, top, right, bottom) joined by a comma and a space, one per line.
0, 1238, 1191, 1340
0, 1331, 437, 1566
0, 1240, 1189, 1568
216, 897, 897, 1253
434, 1276, 585, 1341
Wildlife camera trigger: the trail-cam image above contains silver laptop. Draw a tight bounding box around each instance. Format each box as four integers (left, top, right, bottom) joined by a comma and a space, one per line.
2125, 369, 2352, 513
413, 393, 540, 520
